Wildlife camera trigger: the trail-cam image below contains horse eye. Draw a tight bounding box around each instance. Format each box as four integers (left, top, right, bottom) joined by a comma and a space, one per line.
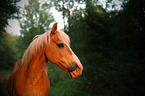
57, 43, 64, 48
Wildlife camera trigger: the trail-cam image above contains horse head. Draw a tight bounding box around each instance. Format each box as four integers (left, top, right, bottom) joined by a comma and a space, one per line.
45, 23, 83, 78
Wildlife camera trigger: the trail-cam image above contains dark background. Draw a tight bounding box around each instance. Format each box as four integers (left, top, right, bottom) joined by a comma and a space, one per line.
0, 0, 145, 96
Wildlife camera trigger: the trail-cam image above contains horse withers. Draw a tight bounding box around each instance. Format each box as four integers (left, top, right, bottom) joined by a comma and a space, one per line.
7, 23, 83, 96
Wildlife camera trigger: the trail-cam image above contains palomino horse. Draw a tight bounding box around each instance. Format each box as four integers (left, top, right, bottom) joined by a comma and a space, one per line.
7, 23, 83, 96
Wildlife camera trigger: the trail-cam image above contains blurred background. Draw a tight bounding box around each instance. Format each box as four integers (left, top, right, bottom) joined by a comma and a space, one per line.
0, 0, 145, 96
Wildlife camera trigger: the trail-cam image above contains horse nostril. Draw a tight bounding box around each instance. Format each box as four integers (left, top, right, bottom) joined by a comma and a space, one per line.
68, 64, 78, 72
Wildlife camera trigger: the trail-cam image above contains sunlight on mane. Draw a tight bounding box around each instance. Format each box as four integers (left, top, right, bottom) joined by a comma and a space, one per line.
22, 30, 70, 66
22, 32, 50, 65
57, 30, 70, 46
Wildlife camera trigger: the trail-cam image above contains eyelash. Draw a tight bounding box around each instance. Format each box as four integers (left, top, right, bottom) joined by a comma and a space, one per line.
57, 43, 64, 48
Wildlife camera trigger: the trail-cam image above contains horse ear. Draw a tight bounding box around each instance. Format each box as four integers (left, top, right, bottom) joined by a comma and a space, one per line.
51, 22, 58, 34
61, 28, 64, 31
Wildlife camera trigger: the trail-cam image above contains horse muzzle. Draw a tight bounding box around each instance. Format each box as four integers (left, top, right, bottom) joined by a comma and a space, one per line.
68, 63, 83, 78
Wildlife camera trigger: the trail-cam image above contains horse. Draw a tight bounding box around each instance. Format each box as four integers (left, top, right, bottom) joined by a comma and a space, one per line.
7, 23, 83, 96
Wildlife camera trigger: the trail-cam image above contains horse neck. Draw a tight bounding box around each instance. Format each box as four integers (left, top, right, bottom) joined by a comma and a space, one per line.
24, 49, 47, 84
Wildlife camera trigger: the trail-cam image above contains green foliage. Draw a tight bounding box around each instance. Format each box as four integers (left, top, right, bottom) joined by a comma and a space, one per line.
0, 0, 20, 69
19, 0, 54, 54
111, 0, 145, 64
0, 32, 18, 69
0, 0, 20, 33
50, 0, 145, 96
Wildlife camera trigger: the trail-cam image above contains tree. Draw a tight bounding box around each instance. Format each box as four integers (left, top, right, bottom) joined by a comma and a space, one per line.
110, 0, 145, 63
0, 0, 20, 34
0, 32, 18, 69
19, 0, 54, 54
0, 0, 20, 69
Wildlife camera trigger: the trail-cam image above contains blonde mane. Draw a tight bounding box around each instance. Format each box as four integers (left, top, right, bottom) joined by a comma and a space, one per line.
22, 30, 70, 66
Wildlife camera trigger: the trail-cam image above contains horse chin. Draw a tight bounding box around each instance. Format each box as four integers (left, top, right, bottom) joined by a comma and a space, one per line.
69, 68, 82, 78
